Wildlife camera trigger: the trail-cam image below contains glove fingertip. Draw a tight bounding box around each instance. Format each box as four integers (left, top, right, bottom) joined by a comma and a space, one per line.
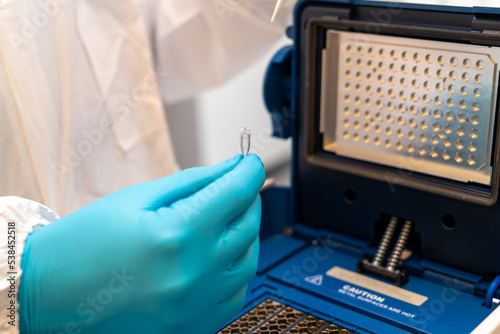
241, 154, 266, 187
226, 154, 244, 165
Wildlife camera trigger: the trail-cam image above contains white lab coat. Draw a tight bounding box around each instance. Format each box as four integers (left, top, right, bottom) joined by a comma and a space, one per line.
0, 1, 293, 332
0, 0, 292, 216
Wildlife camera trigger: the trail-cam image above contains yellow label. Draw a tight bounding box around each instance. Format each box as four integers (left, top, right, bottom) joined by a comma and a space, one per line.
326, 267, 428, 306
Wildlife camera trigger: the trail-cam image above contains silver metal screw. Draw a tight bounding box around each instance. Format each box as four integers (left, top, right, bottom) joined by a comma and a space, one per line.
386, 220, 413, 272
372, 217, 399, 267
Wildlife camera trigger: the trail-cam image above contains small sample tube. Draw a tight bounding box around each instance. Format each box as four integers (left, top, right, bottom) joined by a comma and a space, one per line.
240, 127, 252, 157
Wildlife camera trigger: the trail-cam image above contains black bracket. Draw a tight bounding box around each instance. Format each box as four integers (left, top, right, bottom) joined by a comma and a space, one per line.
357, 259, 409, 287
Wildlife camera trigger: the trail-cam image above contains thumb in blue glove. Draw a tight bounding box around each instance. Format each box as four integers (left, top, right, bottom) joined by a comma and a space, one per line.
19, 154, 265, 334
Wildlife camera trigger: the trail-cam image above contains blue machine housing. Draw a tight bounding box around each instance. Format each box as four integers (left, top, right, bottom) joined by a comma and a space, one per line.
223, 1, 500, 333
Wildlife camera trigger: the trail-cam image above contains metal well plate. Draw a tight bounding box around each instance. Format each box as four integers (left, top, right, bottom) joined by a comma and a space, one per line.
321, 30, 500, 185
217, 299, 353, 334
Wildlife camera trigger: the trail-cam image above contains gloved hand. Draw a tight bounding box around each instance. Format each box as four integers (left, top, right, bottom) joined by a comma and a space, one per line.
19, 154, 265, 334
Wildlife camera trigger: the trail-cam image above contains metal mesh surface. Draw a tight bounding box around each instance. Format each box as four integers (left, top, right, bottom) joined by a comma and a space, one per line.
217, 299, 353, 334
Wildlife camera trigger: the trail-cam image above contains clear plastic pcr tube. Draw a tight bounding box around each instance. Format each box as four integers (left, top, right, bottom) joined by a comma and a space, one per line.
240, 127, 252, 157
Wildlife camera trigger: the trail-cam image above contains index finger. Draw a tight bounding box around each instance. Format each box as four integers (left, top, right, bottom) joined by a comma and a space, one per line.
172, 154, 266, 227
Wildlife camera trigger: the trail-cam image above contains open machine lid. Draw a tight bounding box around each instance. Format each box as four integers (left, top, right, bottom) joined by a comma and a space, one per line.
264, 0, 500, 277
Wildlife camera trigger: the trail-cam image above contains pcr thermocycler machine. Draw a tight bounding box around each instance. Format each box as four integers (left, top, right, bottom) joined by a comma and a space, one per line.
218, 1, 500, 333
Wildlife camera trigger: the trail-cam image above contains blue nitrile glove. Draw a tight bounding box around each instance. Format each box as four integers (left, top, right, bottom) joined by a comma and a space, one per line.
18, 154, 265, 334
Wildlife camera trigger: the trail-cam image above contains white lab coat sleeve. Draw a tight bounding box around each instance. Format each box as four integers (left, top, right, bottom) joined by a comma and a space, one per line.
0, 197, 59, 333
137, 0, 296, 104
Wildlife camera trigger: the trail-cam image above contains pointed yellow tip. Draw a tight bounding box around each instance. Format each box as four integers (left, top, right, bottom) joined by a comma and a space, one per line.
271, 12, 277, 23
271, 0, 284, 23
